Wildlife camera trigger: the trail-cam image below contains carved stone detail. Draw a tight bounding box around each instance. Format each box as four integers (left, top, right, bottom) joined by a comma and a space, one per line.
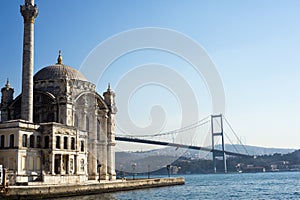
20, 2, 38, 23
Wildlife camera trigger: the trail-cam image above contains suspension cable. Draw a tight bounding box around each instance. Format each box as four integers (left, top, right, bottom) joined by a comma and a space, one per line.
124, 119, 210, 138
118, 115, 211, 138
223, 115, 250, 155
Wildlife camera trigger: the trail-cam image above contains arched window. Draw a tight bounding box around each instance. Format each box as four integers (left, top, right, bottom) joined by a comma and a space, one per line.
9, 134, 14, 148
37, 136, 41, 148
29, 135, 35, 148
63, 136, 68, 149
71, 137, 75, 150
56, 136, 60, 149
80, 140, 84, 152
44, 136, 49, 148
22, 134, 27, 147
0, 135, 5, 148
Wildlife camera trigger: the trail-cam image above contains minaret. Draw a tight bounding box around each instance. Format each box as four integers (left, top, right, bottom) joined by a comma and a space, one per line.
20, 0, 38, 122
103, 84, 117, 180
1, 79, 14, 122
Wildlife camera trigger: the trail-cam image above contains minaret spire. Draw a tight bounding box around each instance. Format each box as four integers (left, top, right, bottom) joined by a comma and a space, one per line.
5, 78, 10, 88
57, 50, 63, 64
20, 0, 38, 122
107, 83, 111, 92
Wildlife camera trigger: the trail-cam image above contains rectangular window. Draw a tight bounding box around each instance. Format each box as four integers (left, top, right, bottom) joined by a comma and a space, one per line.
56, 136, 60, 149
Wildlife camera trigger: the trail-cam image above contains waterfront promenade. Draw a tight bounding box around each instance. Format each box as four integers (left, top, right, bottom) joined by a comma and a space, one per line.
0, 177, 184, 199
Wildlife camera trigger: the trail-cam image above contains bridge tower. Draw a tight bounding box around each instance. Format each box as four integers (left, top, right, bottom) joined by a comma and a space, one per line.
211, 114, 227, 173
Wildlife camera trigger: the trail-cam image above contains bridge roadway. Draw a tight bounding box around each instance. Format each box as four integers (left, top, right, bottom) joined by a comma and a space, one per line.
116, 136, 252, 158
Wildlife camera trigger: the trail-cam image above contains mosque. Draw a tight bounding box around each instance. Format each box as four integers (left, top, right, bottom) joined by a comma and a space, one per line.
0, 0, 117, 184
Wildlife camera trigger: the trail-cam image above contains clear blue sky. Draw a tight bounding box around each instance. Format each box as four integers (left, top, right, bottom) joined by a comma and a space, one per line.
0, 1, 300, 149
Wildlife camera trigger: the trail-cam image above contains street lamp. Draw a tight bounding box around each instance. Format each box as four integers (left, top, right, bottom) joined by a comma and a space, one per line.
132, 163, 137, 180
147, 164, 150, 179
167, 164, 171, 177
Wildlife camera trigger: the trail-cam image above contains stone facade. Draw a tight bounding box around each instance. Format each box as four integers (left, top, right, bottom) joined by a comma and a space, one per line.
0, 0, 117, 185
0, 58, 117, 184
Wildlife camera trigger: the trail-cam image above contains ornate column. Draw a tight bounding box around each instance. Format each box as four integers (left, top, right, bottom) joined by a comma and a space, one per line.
20, 0, 38, 122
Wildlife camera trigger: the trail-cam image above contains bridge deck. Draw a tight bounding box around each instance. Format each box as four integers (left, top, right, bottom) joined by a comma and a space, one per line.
116, 136, 252, 158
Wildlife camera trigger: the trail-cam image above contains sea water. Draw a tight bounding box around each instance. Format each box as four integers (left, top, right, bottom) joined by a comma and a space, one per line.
58, 172, 300, 199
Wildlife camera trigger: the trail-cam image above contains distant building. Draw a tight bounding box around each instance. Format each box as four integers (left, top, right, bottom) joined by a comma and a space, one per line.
0, 0, 117, 185
270, 161, 290, 172
236, 163, 265, 173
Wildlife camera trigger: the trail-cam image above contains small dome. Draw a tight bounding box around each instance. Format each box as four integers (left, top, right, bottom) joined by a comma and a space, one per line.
34, 64, 88, 82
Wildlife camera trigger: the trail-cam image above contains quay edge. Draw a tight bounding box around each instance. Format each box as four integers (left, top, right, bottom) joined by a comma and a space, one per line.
0, 177, 185, 199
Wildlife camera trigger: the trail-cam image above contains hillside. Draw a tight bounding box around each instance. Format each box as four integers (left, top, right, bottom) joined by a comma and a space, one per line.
115, 144, 296, 174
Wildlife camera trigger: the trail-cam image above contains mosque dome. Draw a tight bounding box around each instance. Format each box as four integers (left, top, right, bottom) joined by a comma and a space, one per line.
34, 64, 87, 82
34, 51, 88, 82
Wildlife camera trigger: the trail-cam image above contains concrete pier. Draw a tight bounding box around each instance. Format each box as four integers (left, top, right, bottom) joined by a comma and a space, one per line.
0, 177, 184, 199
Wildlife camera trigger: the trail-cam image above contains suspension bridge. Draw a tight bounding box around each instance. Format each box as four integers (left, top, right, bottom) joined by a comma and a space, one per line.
115, 114, 252, 173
